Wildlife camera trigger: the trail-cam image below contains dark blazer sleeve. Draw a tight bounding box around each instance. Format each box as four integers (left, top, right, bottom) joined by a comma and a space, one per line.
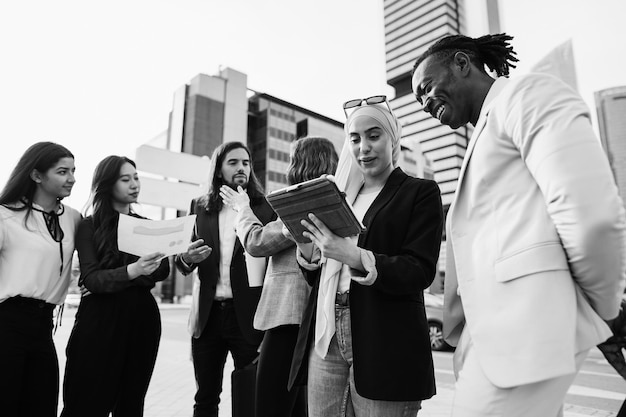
131, 256, 170, 287
77, 218, 170, 293
369, 179, 443, 295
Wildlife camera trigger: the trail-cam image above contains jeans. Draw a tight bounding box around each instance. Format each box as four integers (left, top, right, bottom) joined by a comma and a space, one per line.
191, 300, 259, 417
307, 305, 421, 417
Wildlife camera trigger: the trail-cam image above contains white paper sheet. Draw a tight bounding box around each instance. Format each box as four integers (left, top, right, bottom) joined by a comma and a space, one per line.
244, 252, 267, 287
234, 222, 268, 287
117, 214, 197, 258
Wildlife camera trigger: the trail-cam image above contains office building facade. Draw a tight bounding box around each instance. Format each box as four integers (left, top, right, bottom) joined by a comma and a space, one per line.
383, 0, 471, 211
383, 0, 472, 288
149, 66, 435, 299
247, 93, 345, 192
167, 68, 249, 158
165, 68, 428, 192
164, 69, 345, 192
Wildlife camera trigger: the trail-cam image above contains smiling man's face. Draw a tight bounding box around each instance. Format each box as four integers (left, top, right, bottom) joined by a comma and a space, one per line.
412, 55, 471, 129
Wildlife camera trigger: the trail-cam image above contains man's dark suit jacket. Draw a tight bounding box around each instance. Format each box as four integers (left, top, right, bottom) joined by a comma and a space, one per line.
175, 196, 275, 345
289, 168, 444, 402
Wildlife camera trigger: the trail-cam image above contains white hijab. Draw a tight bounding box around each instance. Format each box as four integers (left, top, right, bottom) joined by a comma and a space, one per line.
314, 103, 402, 358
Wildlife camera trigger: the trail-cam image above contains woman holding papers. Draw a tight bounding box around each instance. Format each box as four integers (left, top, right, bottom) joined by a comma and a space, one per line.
0, 142, 81, 417
220, 136, 339, 417
288, 97, 444, 417
61, 155, 169, 417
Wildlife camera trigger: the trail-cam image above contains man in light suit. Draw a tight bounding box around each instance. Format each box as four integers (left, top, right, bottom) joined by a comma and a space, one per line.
175, 141, 274, 417
411, 33, 626, 416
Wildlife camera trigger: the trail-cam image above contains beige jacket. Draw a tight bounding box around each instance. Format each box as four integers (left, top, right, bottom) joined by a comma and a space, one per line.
444, 73, 626, 388
236, 206, 311, 330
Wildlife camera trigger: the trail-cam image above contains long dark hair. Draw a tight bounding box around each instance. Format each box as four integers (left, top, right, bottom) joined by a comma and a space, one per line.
287, 136, 339, 185
413, 33, 518, 77
0, 141, 74, 224
199, 141, 264, 214
88, 155, 137, 269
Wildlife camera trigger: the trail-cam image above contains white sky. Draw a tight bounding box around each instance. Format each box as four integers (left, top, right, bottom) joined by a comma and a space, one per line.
1, 0, 624, 209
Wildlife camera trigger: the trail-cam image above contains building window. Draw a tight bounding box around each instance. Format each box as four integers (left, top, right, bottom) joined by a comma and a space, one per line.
297, 120, 309, 138
267, 170, 288, 185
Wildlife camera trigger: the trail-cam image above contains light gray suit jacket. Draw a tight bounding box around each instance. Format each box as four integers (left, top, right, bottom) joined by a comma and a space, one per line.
235, 206, 311, 330
444, 73, 626, 388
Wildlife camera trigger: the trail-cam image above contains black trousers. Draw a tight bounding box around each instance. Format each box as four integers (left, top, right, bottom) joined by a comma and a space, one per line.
61, 289, 161, 417
191, 300, 259, 417
256, 324, 307, 417
0, 297, 58, 417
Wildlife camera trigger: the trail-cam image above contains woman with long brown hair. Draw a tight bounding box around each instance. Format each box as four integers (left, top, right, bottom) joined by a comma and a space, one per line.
61, 155, 169, 417
220, 136, 339, 417
0, 142, 81, 417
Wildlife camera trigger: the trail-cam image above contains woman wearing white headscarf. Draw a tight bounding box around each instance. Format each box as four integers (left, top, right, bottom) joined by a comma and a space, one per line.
286, 96, 444, 416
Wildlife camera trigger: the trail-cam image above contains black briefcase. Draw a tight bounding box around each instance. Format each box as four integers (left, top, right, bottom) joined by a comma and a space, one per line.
231, 357, 258, 417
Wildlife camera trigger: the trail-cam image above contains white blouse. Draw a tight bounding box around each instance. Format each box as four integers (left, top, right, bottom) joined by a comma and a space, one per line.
0, 203, 81, 305
337, 188, 381, 293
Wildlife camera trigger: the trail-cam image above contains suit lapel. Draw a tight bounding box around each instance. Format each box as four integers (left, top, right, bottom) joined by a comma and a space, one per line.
359, 168, 405, 244
208, 211, 221, 268
449, 77, 510, 218
233, 233, 243, 260
454, 110, 489, 202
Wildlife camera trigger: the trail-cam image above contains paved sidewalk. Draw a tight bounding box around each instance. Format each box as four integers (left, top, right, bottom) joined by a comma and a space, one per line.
55, 303, 618, 417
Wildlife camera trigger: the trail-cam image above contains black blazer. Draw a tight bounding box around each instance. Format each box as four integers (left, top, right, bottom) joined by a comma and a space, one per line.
289, 168, 443, 401
175, 196, 275, 345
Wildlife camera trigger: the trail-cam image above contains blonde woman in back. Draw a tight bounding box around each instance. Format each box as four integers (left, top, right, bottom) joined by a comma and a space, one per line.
220, 136, 339, 417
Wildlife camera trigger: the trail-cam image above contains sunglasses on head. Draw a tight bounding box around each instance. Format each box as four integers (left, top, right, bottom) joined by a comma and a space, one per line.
343, 95, 393, 118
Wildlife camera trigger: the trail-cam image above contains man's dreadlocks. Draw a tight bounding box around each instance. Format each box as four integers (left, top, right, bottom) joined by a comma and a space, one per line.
413, 33, 519, 77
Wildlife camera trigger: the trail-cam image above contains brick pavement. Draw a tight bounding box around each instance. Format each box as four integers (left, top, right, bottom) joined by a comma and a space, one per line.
54, 303, 618, 417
